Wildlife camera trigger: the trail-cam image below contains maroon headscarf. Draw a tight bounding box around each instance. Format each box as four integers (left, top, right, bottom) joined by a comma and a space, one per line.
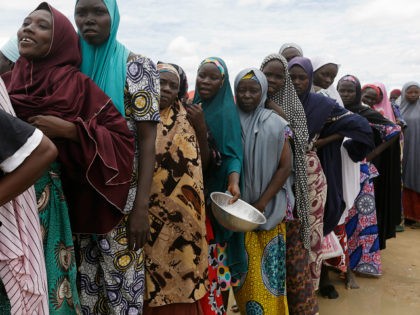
4, 2, 134, 234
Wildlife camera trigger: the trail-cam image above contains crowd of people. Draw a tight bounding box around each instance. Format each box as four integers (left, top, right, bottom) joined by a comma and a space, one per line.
0, 1, 419, 315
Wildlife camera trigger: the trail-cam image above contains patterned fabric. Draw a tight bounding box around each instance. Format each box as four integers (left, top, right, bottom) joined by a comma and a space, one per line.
144, 101, 208, 306
123, 54, 161, 213
325, 224, 349, 273
346, 162, 382, 276
77, 216, 144, 315
260, 54, 311, 250
200, 218, 226, 315
235, 223, 288, 315
285, 220, 318, 315
306, 151, 327, 290
36, 163, 81, 314
199, 58, 225, 77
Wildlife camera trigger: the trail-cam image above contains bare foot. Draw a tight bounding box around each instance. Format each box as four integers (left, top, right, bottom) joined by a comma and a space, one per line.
345, 270, 360, 289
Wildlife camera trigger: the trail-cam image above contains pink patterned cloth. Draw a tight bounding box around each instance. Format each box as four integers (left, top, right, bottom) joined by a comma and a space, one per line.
306, 151, 327, 290
372, 83, 397, 123
0, 80, 49, 314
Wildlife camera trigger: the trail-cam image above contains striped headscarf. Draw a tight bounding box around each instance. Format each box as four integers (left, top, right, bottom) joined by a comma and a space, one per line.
260, 53, 311, 249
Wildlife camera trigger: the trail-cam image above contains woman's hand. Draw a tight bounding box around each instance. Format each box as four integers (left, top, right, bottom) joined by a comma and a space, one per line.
28, 115, 78, 141
252, 200, 266, 213
127, 203, 150, 251
227, 172, 241, 204
186, 103, 206, 133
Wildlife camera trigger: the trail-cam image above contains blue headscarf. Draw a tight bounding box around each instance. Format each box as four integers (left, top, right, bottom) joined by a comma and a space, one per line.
77, 0, 130, 116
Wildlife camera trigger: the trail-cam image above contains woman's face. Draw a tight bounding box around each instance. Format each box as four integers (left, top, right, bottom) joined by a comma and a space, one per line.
313, 63, 338, 89
17, 9, 52, 60
236, 79, 262, 113
362, 88, 380, 107
338, 81, 357, 108
281, 47, 301, 62
289, 65, 309, 97
196, 63, 224, 101
405, 85, 420, 104
75, 0, 111, 46
159, 72, 180, 110
262, 60, 285, 96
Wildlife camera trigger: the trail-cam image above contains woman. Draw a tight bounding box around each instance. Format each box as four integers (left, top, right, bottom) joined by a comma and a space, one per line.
312, 56, 361, 290
279, 43, 304, 62
142, 63, 208, 315
0, 77, 56, 315
260, 53, 319, 314
288, 57, 374, 299
233, 68, 293, 315
361, 83, 402, 248
400, 82, 420, 224
5, 3, 136, 314
74, 0, 160, 312
337, 75, 400, 277
192, 57, 244, 314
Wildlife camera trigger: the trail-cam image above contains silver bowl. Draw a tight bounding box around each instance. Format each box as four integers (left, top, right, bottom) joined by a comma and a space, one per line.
210, 192, 267, 232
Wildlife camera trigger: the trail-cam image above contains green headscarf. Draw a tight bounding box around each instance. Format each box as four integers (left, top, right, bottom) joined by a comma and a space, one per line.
193, 57, 243, 194
77, 0, 130, 116
193, 57, 246, 281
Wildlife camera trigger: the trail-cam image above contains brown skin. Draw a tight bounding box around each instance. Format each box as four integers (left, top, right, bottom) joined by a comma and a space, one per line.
236, 79, 262, 113
76, 0, 157, 250
281, 47, 301, 62
362, 88, 381, 107
196, 63, 224, 100
313, 63, 338, 90
405, 85, 420, 104
0, 134, 57, 206
261, 60, 288, 119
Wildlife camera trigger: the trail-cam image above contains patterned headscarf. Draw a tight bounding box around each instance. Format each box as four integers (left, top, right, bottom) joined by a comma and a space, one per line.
260, 53, 311, 249
157, 62, 180, 84
77, 0, 130, 116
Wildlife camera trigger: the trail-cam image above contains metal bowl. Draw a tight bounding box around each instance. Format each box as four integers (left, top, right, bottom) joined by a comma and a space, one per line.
210, 192, 267, 232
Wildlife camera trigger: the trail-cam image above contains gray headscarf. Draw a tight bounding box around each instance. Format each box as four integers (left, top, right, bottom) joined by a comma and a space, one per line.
400, 81, 420, 192
260, 54, 311, 248
234, 68, 295, 230
279, 42, 303, 56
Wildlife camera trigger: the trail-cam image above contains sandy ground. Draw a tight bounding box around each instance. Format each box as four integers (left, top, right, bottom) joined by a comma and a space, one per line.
228, 227, 420, 315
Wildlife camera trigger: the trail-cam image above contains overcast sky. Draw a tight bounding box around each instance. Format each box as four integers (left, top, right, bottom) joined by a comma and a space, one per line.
1, 0, 419, 92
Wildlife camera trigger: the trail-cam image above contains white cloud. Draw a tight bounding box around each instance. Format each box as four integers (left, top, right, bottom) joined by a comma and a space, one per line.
1, 0, 419, 92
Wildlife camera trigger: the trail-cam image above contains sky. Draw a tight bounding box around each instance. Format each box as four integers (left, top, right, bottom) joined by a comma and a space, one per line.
1, 0, 419, 93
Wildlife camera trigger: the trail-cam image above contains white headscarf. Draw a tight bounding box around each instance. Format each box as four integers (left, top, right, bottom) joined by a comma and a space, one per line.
1, 37, 19, 63
279, 42, 303, 56
311, 55, 344, 107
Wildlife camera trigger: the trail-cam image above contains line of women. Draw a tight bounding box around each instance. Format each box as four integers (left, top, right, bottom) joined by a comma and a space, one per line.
0, 1, 418, 315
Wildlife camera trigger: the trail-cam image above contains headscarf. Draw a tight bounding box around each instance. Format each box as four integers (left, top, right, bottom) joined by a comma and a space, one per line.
0, 36, 19, 62
193, 57, 243, 193
235, 68, 294, 230
6, 2, 134, 234
362, 83, 397, 122
311, 55, 344, 107
400, 81, 420, 192
279, 42, 303, 56
288, 57, 334, 140
77, 0, 130, 116
260, 53, 310, 248
390, 89, 401, 98
289, 60, 374, 235
171, 63, 189, 101
193, 57, 245, 281
156, 62, 180, 83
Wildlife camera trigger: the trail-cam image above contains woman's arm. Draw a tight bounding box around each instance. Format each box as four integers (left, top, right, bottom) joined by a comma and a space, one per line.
265, 99, 287, 120
186, 104, 210, 171
314, 133, 344, 150
227, 172, 241, 204
28, 115, 79, 142
252, 139, 292, 212
127, 121, 157, 251
366, 132, 400, 162
0, 135, 57, 206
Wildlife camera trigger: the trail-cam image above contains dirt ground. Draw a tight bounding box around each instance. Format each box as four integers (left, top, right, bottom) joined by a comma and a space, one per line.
228, 227, 420, 315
